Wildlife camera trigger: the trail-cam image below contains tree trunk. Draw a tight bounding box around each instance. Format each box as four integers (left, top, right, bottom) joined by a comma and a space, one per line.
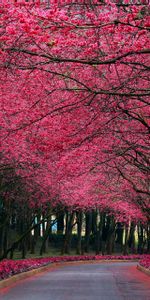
123, 224, 129, 255
84, 211, 92, 253
3, 223, 9, 254
0, 217, 49, 260
97, 212, 106, 255
57, 212, 64, 234
137, 223, 144, 254
21, 239, 26, 259
146, 223, 150, 254
128, 222, 136, 253
76, 211, 82, 255
40, 216, 51, 256
0, 227, 4, 257
62, 212, 75, 254
106, 217, 115, 255
115, 222, 124, 252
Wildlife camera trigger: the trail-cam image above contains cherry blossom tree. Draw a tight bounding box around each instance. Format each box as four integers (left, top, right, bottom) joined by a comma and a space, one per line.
0, 0, 150, 256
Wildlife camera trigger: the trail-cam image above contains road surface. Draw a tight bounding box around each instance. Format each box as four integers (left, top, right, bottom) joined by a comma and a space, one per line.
0, 262, 150, 300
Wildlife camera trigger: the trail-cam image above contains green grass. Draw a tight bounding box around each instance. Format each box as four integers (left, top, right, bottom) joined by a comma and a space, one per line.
12, 247, 98, 260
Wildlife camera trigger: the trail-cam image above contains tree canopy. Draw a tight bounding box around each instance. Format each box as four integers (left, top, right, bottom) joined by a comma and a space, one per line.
0, 0, 150, 224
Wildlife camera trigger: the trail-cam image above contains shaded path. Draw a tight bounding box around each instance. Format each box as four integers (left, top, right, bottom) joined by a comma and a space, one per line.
0, 262, 150, 300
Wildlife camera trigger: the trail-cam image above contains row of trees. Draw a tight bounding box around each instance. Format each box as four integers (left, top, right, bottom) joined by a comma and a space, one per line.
0, 0, 150, 258
0, 193, 149, 259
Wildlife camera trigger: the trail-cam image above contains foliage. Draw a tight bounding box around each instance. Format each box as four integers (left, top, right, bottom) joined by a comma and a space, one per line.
139, 257, 150, 270
0, 0, 150, 259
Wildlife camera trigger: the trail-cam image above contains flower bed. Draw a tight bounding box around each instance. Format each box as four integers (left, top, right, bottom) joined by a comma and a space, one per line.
0, 254, 150, 280
139, 256, 150, 270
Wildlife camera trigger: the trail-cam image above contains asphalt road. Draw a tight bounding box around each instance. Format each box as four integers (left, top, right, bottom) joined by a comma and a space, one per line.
0, 262, 150, 300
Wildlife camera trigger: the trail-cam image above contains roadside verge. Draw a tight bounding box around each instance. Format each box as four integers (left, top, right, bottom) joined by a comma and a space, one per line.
137, 264, 150, 277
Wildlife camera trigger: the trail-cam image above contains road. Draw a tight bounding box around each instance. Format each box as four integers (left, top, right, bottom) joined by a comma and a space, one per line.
0, 262, 150, 300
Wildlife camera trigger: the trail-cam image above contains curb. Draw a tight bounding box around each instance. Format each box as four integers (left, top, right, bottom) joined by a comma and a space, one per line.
137, 264, 150, 276
0, 259, 139, 289
0, 263, 55, 289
